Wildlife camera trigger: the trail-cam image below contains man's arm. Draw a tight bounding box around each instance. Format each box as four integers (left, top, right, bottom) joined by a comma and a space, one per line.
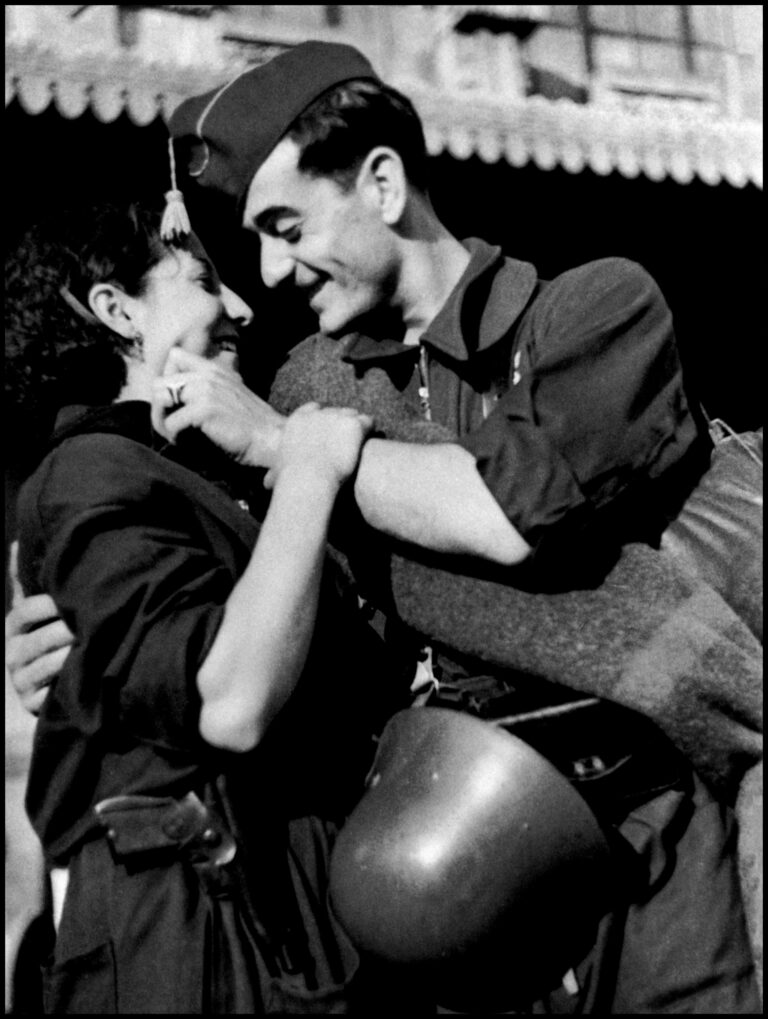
157, 348, 531, 566
459, 259, 707, 551
353, 439, 531, 564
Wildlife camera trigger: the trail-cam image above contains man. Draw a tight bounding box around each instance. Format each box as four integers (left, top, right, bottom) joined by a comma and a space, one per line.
7, 41, 761, 1013
162, 42, 707, 575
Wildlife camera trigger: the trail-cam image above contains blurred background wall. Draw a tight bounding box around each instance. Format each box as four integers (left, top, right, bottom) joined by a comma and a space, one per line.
4, 5, 763, 1009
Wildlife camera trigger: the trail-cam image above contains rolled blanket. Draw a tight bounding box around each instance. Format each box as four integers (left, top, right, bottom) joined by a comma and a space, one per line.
662, 427, 762, 643
271, 336, 763, 798
737, 761, 763, 999
386, 541, 761, 797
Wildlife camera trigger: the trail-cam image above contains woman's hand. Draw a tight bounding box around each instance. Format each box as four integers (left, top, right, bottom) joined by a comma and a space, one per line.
152, 347, 286, 468
265, 403, 373, 491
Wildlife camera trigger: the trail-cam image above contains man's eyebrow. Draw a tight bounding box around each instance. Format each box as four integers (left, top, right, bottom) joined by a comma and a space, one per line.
252, 206, 300, 234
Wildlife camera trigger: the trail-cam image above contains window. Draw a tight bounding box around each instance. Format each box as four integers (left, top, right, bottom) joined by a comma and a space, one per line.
576, 5, 730, 82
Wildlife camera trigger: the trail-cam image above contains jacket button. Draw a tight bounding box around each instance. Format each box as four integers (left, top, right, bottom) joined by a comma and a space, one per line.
201, 827, 221, 846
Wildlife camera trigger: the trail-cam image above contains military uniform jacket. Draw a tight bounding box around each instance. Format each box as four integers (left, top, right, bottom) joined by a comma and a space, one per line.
273, 238, 710, 559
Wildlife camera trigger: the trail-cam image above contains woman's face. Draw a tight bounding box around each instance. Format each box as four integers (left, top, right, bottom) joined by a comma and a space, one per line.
127, 235, 253, 384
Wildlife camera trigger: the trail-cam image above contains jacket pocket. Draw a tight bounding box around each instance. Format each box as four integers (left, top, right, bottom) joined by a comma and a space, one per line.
43, 940, 117, 1014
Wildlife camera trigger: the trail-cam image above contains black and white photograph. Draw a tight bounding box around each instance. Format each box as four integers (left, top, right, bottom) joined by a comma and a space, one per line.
5, 5, 763, 1014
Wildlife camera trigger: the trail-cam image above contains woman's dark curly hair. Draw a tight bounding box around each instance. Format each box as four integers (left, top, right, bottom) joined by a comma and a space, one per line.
6, 201, 187, 474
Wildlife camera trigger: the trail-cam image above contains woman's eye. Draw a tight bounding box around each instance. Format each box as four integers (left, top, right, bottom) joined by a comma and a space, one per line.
197, 273, 220, 294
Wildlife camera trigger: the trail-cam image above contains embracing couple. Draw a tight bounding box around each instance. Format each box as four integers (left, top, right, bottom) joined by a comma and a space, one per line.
6, 41, 761, 1015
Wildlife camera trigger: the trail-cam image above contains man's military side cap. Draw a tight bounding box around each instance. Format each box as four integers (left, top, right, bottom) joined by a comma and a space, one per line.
168, 41, 379, 207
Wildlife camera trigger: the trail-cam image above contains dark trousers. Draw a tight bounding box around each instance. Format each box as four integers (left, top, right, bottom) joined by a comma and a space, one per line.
41, 814, 363, 1014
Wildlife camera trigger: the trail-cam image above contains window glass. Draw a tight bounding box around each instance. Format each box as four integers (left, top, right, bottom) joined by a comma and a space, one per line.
693, 48, 723, 80
526, 25, 589, 81
689, 5, 725, 46
730, 6, 761, 53
549, 5, 580, 25
638, 40, 685, 75
594, 35, 639, 71
633, 6, 683, 39
589, 5, 632, 32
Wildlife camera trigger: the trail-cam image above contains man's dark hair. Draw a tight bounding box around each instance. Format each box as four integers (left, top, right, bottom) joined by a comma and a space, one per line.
5, 201, 188, 475
288, 78, 430, 194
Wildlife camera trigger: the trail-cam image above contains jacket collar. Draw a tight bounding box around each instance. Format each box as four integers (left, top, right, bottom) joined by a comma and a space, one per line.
50, 401, 265, 508
343, 238, 538, 364
51, 402, 159, 449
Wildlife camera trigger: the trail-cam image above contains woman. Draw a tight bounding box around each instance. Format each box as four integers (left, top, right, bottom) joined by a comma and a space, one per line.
6, 201, 405, 1014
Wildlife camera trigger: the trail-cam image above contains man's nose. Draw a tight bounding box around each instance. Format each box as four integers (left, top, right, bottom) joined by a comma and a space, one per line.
221, 285, 254, 327
260, 236, 295, 289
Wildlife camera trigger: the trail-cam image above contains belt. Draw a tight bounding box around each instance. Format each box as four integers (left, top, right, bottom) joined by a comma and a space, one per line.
94, 791, 236, 869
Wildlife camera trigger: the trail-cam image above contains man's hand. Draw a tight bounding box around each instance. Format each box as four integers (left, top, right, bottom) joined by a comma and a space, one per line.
152, 347, 286, 468
5, 543, 73, 715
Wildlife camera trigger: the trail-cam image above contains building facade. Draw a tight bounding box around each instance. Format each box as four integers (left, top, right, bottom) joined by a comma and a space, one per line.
5, 5, 763, 187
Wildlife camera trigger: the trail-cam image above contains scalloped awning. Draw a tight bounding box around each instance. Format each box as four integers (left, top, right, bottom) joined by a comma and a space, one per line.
5, 43, 228, 125
408, 85, 762, 189
6, 43, 762, 189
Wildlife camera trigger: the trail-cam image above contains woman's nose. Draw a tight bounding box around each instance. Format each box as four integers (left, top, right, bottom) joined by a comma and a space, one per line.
220, 285, 254, 327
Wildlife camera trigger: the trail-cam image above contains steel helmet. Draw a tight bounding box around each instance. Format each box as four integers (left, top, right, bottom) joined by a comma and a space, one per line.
329, 707, 616, 1009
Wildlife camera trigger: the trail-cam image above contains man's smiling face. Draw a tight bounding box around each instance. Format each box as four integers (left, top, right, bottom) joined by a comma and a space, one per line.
242, 137, 399, 337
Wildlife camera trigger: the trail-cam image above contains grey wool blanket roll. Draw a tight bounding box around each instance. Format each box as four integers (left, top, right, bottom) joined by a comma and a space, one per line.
269, 334, 763, 801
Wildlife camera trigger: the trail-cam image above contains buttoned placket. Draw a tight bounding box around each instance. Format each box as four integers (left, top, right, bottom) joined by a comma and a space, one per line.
341, 242, 538, 708
413, 342, 441, 701
417, 344, 432, 421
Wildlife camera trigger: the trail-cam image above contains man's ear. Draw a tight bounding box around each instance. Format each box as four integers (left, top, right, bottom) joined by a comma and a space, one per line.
87, 283, 139, 340
357, 147, 407, 226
